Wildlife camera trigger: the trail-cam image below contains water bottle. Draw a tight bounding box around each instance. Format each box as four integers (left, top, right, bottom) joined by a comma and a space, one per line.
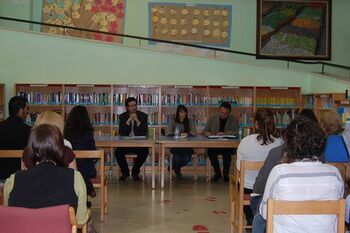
174, 125, 180, 140
239, 126, 243, 140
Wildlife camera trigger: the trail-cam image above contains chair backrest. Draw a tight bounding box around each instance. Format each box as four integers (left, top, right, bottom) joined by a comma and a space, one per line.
0, 150, 25, 169
238, 160, 264, 198
73, 150, 104, 183
266, 199, 346, 233
0, 204, 76, 233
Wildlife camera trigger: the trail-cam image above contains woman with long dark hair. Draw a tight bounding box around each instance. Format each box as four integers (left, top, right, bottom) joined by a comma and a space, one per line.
165, 105, 196, 179
4, 124, 89, 225
64, 106, 96, 197
236, 108, 282, 225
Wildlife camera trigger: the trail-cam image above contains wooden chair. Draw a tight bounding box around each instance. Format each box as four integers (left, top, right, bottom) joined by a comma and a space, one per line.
74, 150, 107, 222
0, 150, 23, 168
329, 162, 349, 196
0, 204, 90, 233
230, 160, 264, 233
266, 199, 346, 233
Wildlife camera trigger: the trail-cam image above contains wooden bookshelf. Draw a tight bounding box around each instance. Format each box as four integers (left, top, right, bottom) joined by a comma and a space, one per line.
0, 84, 5, 121
302, 92, 345, 118
15, 83, 303, 135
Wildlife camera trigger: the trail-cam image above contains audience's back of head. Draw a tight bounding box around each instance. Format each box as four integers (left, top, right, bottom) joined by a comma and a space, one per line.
254, 108, 277, 145
34, 111, 64, 134
319, 110, 343, 136
284, 116, 326, 163
28, 124, 65, 167
299, 109, 318, 123
8, 96, 27, 119
64, 105, 93, 142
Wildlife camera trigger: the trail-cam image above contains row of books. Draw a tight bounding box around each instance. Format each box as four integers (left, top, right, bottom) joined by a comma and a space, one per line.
160, 112, 207, 125
18, 92, 62, 105
161, 94, 207, 106
114, 94, 160, 106
208, 96, 253, 106
256, 97, 299, 107
273, 110, 298, 127
65, 92, 111, 105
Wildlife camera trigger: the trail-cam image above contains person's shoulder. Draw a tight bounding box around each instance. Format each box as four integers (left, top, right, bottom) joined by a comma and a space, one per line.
137, 110, 148, 117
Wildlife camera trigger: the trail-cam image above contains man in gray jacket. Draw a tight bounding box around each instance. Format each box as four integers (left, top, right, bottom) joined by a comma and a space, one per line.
203, 102, 239, 182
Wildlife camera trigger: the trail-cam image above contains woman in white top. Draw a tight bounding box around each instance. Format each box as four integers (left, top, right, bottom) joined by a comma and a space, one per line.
253, 116, 344, 233
237, 108, 282, 224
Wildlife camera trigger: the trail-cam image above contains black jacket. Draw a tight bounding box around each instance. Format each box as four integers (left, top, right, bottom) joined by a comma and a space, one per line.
0, 116, 31, 180
119, 111, 148, 136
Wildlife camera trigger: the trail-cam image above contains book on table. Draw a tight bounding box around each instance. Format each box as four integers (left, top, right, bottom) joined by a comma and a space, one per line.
207, 135, 238, 139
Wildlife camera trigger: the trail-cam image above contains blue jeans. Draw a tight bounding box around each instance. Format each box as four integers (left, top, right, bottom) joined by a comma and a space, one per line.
252, 213, 266, 233
170, 148, 193, 173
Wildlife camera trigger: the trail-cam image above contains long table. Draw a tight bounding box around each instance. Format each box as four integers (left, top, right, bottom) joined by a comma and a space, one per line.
95, 136, 156, 189
158, 136, 240, 188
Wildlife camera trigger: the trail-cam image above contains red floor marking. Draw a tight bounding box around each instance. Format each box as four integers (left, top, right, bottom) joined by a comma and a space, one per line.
212, 211, 220, 214
197, 232, 210, 233
205, 198, 215, 202
206, 196, 216, 199
192, 225, 208, 231
219, 210, 227, 214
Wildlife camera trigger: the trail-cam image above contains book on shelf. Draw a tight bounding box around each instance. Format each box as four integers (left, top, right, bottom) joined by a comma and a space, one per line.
65, 92, 110, 105
18, 92, 62, 105
208, 96, 252, 106
207, 135, 238, 139
114, 93, 159, 106
256, 97, 299, 107
161, 94, 206, 106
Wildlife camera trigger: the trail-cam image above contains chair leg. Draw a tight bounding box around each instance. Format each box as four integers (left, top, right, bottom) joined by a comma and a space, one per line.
206, 157, 211, 181
104, 178, 108, 214
169, 154, 173, 181
193, 154, 198, 180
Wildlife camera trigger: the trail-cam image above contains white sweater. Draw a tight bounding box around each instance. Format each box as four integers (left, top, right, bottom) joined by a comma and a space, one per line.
236, 134, 282, 189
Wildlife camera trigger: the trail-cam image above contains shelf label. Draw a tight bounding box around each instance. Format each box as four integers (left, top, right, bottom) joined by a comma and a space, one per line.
222, 86, 240, 89
174, 85, 193, 88
341, 101, 350, 105
30, 84, 48, 87
77, 84, 95, 87
271, 87, 288, 90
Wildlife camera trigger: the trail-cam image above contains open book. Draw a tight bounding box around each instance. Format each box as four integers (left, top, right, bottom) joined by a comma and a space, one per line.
207, 135, 238, 139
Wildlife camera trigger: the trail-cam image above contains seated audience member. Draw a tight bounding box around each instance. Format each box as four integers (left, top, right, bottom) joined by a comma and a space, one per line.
0, 96, 31, 182
3, 124, 89, 225
236, 109, 282, 225
22, 111, 77, 170
165, 105, 196, 179
319, 110, 349, 162
252, 109, 320, 213
252, 116, 344, 233
64, 106, 97, 197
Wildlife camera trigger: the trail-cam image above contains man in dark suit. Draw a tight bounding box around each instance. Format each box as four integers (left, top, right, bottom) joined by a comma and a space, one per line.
116, 97, 148, 181
0, 96, 31, 181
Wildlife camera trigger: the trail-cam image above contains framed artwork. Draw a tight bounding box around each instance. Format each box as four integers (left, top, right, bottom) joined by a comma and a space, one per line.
256, 0, 332, 60
42, 0, 126, 43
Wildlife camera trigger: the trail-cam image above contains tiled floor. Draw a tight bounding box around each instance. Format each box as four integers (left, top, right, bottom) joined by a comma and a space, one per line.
91, 175, 230, 233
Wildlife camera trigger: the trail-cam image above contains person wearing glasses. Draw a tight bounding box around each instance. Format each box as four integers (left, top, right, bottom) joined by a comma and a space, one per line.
116, 97, 148, 181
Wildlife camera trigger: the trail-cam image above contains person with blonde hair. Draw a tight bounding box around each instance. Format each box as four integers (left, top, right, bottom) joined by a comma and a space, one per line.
319, 110, 349, 163
22, 111, 77, 170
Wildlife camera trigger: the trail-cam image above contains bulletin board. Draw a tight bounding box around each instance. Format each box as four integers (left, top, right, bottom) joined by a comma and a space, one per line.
149, 2, 232, 47
42, 0, 126, 43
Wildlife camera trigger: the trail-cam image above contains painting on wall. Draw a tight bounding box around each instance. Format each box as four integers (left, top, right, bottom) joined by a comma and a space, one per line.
149, 2, 232, 47
256, 0, 331, 60
42, 0, 126, 43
